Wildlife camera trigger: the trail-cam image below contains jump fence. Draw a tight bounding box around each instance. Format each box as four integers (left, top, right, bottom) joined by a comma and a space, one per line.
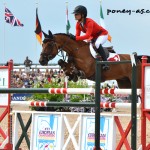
0, 55, 150, 149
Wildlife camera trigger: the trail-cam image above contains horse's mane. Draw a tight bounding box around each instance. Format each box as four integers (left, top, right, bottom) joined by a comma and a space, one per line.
54, 33, 88, 46
54, 33, 71, 38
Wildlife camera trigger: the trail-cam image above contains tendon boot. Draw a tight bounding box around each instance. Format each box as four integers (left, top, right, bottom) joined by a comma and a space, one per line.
97, 44, 110, 71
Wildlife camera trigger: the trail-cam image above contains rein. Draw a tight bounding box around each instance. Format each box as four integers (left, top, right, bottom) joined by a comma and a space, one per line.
56, 36, 70, 61
42, 34, 88, 62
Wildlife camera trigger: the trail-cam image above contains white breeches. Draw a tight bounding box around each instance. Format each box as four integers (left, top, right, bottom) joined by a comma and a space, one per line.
95, 34, 108, 49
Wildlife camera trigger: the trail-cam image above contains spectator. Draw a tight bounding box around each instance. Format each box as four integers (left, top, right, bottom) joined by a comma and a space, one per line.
45, 69, 49, 76
50, 69, 55, 78
16, 77, 24, 88
24, 56, 32, 67
53, 69, 57, 77
24, 56, 32, 74
23, 75, 30, 88
28, 76, 34, 88
47, 74, 51, 82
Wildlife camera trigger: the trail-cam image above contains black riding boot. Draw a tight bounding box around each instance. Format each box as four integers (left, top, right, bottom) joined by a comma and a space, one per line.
97, 44, 110, 70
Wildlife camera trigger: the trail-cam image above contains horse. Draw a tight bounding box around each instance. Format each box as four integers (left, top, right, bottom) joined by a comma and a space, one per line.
39, 30, 144, 89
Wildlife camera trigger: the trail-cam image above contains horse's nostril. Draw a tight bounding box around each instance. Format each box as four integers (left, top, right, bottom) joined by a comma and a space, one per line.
39, 59, 44, 64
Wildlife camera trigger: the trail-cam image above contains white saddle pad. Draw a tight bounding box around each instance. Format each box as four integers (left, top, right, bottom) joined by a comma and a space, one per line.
90, 43, 120, 61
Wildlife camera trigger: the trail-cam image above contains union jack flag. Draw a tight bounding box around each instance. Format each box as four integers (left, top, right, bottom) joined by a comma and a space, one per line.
5, 7, 24, 27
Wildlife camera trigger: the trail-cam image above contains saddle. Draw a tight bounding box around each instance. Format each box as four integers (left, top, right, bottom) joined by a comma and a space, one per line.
103, 46, 116, 58
103, 46, 116, 53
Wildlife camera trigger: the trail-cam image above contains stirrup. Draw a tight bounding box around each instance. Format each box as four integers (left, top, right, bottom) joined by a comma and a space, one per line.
102, 65, 110, 71
95, 54, 101, 60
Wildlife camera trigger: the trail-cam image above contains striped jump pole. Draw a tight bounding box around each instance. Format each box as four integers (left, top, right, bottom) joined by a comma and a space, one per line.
100, 102, 140, 109
48, 88, 141, 95
0, 88, 141, 95
11, 101, 141, 109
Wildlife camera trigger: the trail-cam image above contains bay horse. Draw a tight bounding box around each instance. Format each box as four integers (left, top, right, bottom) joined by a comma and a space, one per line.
39, 30, 143, 89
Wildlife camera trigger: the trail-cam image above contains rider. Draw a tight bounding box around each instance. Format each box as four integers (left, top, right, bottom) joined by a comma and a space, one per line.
70, 5, 109, 70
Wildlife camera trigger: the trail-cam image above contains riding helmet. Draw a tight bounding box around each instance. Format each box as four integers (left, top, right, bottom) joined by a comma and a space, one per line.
72, 5, 87, 17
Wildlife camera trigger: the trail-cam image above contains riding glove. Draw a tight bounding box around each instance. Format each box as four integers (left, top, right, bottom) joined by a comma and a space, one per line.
69, 33, 76, 40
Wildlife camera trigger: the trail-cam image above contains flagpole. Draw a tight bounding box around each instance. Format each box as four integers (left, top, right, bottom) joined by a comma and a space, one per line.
3, 3, 6, 63
35, 1, 38, 63
66, 1, 68, 34
35, 0, 42, 62
64, 1, 69, 102
65, 1, 71, 34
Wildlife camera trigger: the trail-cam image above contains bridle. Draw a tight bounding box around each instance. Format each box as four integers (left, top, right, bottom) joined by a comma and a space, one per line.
41, 36, 70, 62
41, 38, 61, 61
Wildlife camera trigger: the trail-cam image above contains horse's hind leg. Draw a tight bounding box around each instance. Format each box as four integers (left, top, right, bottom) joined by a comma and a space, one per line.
116, 78, 131, 89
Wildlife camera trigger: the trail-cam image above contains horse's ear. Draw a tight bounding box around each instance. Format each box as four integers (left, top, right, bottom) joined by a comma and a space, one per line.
48, 30, 53, 39
42, 31, 49, 38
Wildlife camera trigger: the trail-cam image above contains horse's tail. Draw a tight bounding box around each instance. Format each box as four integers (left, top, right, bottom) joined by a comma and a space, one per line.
137, 55, 150, 63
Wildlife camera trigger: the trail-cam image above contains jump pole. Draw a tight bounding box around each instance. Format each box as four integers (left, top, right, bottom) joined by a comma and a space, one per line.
11, 101, 141, 109
131, 53, 137, 150
0, 88, 141, 95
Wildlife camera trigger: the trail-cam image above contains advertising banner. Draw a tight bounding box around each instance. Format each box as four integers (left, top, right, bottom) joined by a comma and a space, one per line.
0, 69, 8, 106
11, 93, 32, 101
80, 115, 115, 150
144, 66, 150, 109
31, 113, 62, 150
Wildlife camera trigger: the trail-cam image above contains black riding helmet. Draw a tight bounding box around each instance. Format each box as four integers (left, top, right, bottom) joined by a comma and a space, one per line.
72, 5, 87, 18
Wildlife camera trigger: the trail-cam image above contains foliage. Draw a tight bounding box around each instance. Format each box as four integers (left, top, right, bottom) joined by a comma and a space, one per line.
67, 79, 91, 102
32, 78, 91, 102
32, 79, 64, 102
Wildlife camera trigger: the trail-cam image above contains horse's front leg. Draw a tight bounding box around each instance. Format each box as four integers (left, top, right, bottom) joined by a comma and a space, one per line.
58, 59, 78, 82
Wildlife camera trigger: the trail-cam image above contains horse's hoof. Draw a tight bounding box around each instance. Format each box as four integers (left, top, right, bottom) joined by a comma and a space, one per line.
68, 74, 75, 81
68, 76, 73, 81
73, 76, 78, 82
78, 71, 85, 78
58, 59, 66, 67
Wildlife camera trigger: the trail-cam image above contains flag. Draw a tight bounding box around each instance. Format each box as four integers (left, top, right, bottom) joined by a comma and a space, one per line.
66, 2, 71, 34
35, 8, 42, 44
5, 7, 24, 27
100, 2, 112, 42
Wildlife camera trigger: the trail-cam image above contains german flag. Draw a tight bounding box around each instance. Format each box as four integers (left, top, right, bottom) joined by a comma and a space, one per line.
35, 8, 42, 44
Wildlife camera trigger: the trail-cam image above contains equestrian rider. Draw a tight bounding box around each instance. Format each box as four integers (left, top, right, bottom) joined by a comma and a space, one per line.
69, 5, 109, 70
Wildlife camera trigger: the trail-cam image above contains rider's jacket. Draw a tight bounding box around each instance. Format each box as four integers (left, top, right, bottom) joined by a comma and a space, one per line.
75, 18, 108, 41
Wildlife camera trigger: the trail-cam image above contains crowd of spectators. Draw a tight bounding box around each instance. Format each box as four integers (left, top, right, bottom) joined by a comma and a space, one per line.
12, 68, 65, 88
11, 56, 65, 88
11, 56, 120, 89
